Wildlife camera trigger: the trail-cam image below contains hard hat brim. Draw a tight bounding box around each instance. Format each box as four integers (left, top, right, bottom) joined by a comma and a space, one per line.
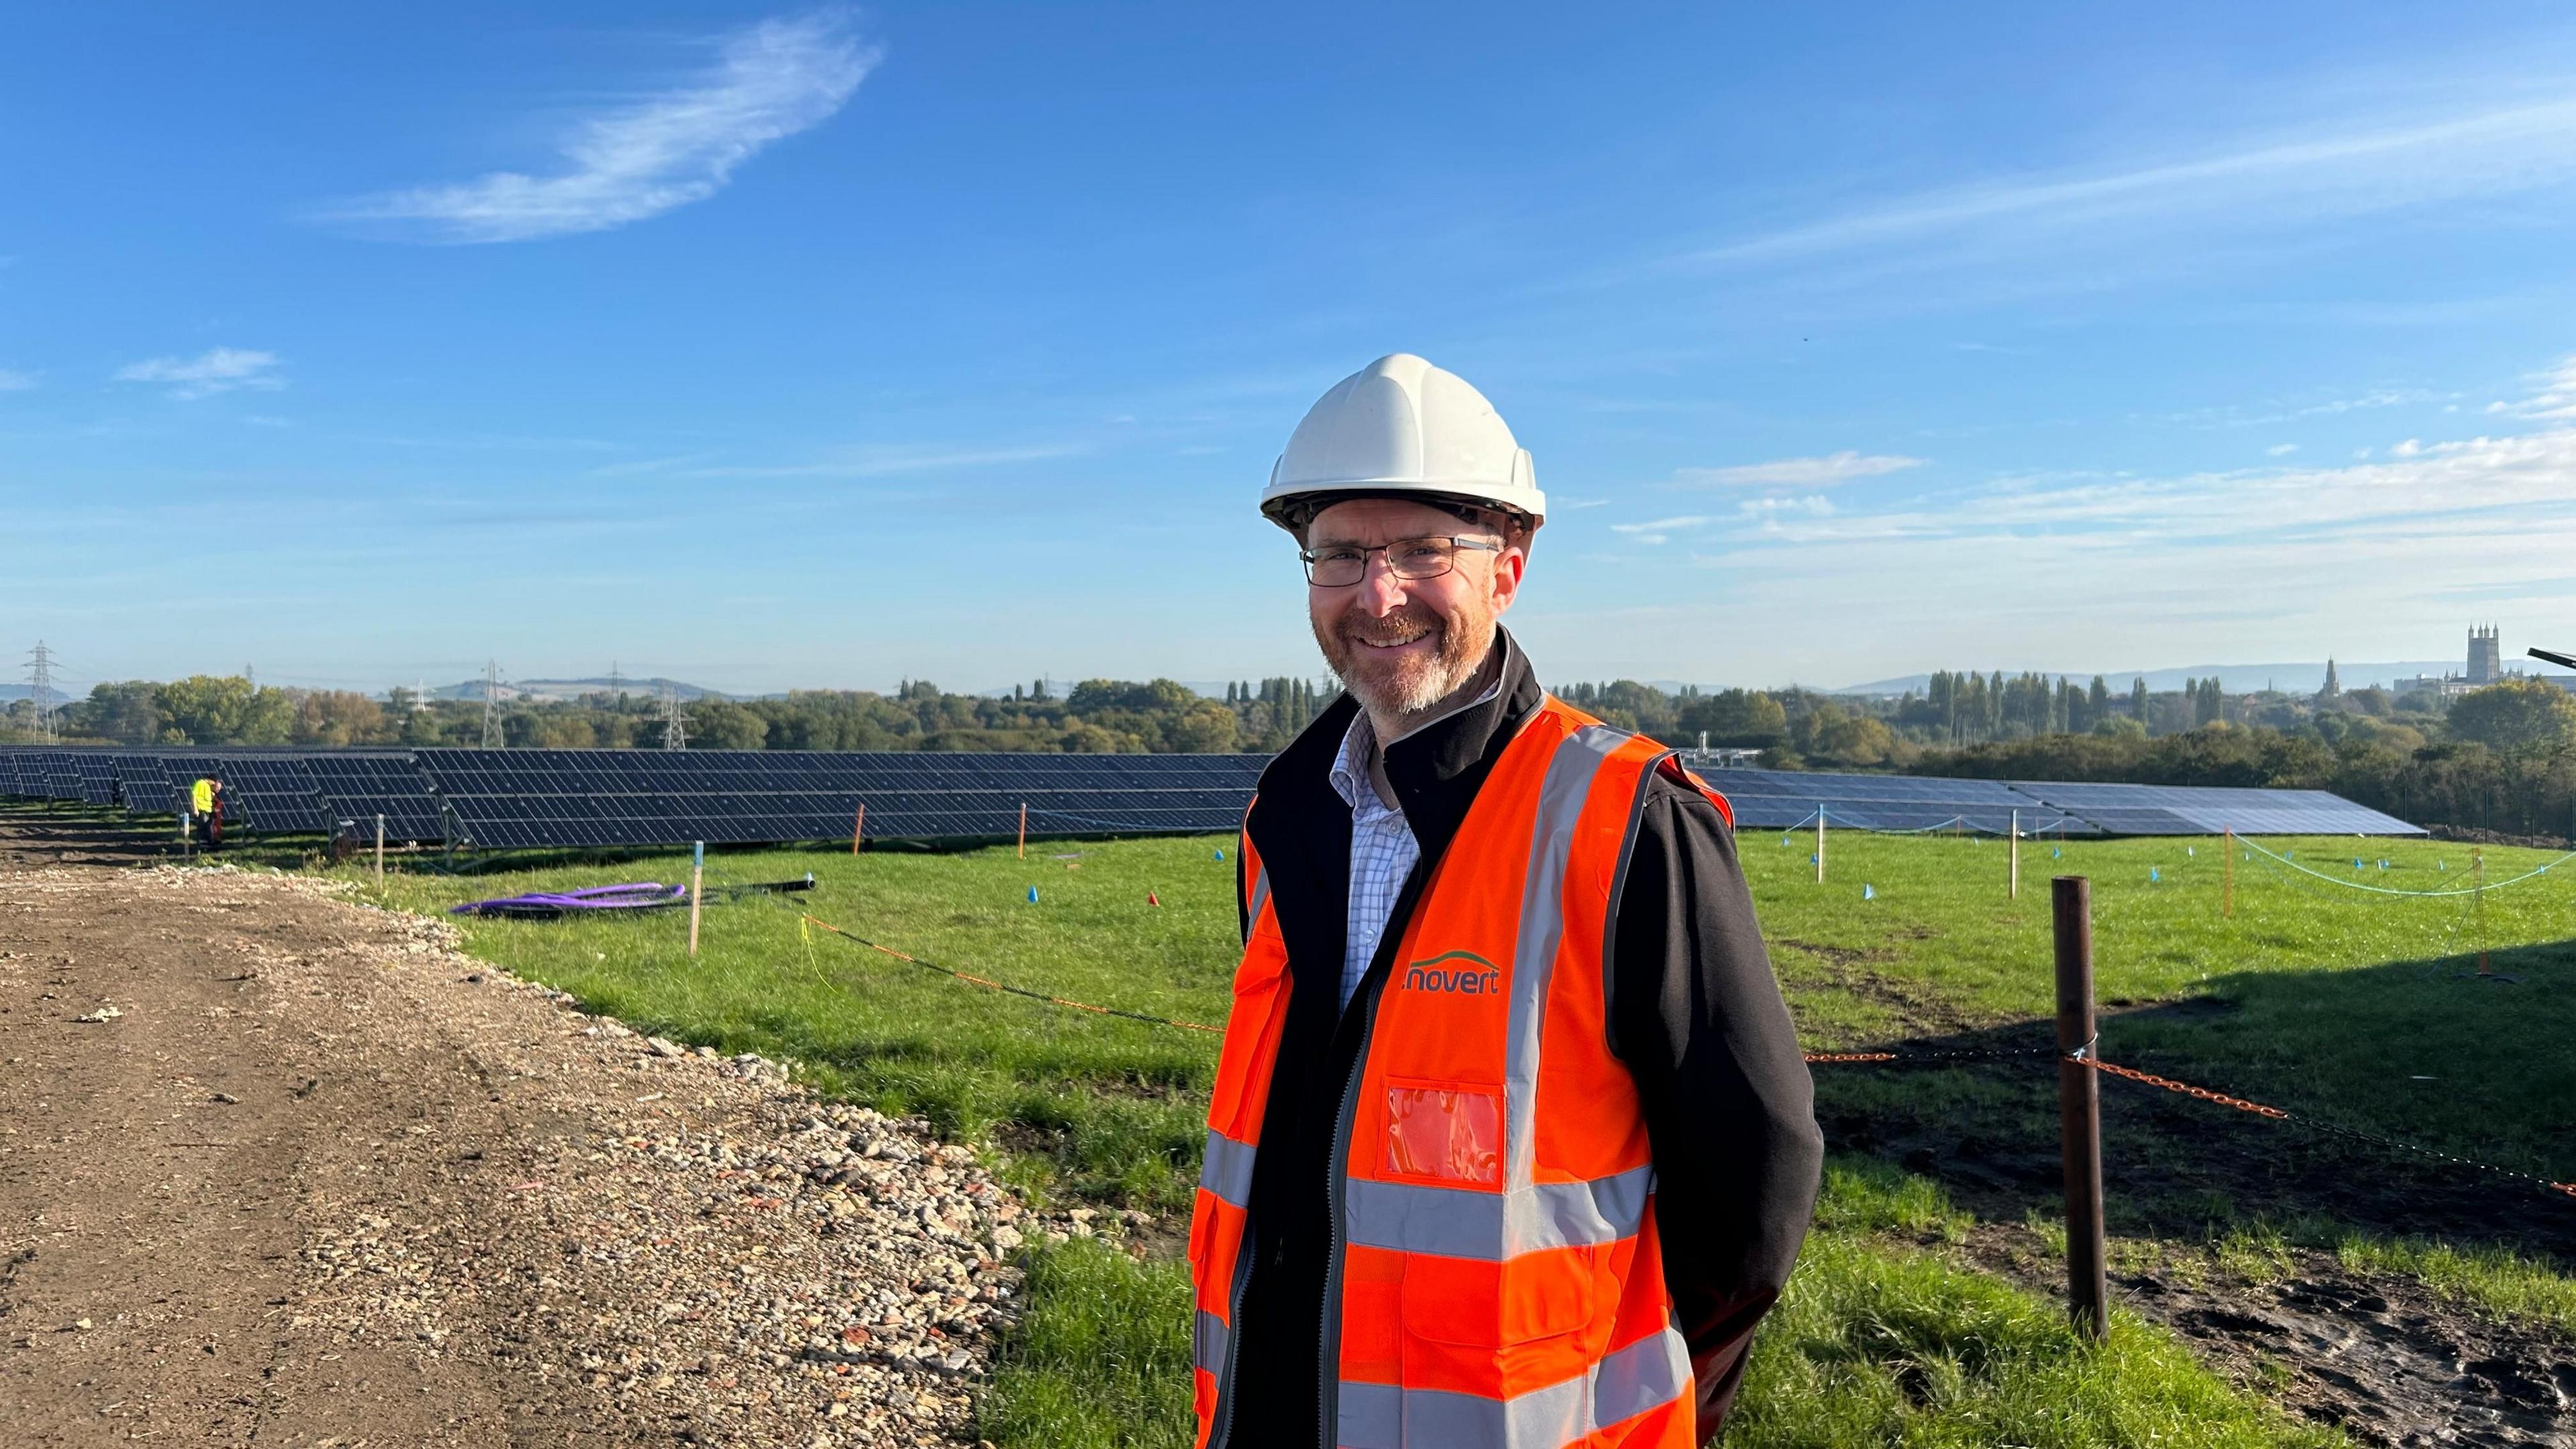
1260, 484, 1543, 535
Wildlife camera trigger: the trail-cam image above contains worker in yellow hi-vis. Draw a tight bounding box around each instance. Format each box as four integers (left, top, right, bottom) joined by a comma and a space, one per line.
190, 776, 225, 852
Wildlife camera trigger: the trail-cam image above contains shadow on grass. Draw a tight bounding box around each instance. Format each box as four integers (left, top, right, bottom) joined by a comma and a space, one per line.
1811, 936, 2576, 1262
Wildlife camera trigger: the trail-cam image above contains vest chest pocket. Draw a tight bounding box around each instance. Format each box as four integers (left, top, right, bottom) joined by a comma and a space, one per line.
1381, 1080, 1501, 1185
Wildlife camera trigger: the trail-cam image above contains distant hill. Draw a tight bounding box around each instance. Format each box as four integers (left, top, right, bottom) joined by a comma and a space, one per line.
425, 676, 733, 704
1832, 662, 2471, 697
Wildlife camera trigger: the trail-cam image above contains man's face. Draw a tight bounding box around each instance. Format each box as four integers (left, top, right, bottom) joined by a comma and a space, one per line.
1305, 496, 1525, 724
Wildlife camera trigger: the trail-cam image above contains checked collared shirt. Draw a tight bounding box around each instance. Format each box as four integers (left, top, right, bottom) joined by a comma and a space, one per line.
1323, 670, 1504, 1011
1326, 711, 1420, 1011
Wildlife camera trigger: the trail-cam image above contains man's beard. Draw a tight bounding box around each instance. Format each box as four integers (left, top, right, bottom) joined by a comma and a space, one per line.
1313, 600, 1493, 727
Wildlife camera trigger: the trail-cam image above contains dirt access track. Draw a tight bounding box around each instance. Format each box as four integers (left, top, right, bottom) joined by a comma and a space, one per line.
0, 817, 1024, 1447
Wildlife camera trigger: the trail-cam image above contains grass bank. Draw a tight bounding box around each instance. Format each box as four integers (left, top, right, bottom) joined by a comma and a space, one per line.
325, 827, 2576, 1445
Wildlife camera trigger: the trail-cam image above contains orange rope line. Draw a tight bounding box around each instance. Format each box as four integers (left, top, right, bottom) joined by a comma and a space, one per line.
2081, 1055, 2288, 1118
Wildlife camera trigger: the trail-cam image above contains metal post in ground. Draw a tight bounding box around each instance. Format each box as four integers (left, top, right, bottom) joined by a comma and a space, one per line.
689, 841, 705, 957
2475, 846, 2489, 977
375, 814, 385, 885
2053, 875, 2108, 1341
1815, 806, 1825, 884
2009, 809, 2020, 900
2222, 827, 2235, 918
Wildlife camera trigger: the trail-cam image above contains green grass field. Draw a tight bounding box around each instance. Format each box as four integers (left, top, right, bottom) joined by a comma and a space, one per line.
333, 826, 2576, 1447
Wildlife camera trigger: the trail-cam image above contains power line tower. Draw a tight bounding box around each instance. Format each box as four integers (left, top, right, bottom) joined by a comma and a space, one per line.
660, 682, 688, 750
482, 659, 504, 748
606, 659, 624, 701
659, 682, 688, 750
25, 641, 59, 743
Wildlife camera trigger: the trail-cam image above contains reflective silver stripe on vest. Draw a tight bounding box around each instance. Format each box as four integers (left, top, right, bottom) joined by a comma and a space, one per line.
1342, 1164, 1652, 1259
1199, 1128, 1258, 1208
1503, 724, 1630, 1191
1193, 1307, 1230, 1377
1247, 864, 1272, 932
1334, 1324, 1690, 1448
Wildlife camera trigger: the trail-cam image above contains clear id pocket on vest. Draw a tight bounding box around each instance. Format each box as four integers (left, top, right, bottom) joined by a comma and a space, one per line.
1381, 1079, 1502, 1185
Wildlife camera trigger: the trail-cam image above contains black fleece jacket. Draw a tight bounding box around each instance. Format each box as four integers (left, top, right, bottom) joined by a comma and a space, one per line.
1220, 634, 1823, 1448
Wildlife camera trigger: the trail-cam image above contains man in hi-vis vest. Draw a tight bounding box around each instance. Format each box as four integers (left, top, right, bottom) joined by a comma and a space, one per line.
1189, 356, 1823, 1448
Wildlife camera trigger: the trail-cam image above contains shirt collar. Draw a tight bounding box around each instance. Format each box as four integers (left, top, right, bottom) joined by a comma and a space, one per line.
1328, 650, 1508, 815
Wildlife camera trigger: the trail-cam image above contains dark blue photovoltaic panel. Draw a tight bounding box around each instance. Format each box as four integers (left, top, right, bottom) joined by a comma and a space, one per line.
301, 754, 446, 843
1691, 765, 2099, 837
111, 754, 175, 813
70, 754, 118, 806
2004, 780, 2424, 837
39, 751, 83, 801
412, 748, 1268, 849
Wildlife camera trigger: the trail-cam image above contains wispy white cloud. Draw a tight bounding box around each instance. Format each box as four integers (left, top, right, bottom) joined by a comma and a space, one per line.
1667, 95, 2576, 277
1670, 451, 1922, 489
1605, 498, 1838, 545
0, 368, 38, 391
1737, 495, 1834, 519
331, 11, 877, 243
681, 443, 1085, 480
1554, 496, 1611, 510
113, 347, 283, 399
1666, 357, 2576, 672
2265, 443, 2299, 456
1609, 514, 1711, 544
2503, 354, 2576, 419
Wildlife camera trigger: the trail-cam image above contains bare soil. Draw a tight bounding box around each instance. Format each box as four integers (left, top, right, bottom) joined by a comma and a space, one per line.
0, 814, 1022, 1447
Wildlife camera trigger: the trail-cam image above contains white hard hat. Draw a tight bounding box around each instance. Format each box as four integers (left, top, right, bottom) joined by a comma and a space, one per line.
1260, 354, 1543, 532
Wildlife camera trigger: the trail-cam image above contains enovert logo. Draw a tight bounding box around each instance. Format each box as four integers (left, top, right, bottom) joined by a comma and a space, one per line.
1401, 949, 1500, 996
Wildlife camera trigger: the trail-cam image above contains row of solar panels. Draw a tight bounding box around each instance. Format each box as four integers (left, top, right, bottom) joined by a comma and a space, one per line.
1693, 763, 2423, 837
0, 744, 2424, 847
0, 746, 1274, 847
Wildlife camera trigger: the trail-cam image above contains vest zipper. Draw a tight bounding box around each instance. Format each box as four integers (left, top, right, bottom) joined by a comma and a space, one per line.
1319, 1010, 1371, 1449
1319, 945, 1396, 1449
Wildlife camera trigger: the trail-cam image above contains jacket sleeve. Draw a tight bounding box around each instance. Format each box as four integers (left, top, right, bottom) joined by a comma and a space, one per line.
1611, 775, 1824, 1443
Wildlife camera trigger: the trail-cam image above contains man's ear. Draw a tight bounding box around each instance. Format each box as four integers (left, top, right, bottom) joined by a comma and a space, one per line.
1489, 542, 1527, 613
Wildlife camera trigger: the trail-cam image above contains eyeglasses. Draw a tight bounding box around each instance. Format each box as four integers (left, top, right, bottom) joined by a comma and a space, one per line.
1298, 535, 1501, 588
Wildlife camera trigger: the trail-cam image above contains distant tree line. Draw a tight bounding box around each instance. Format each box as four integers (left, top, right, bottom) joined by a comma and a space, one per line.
4, 674, 1336, 756
1914, 676, 2576, 839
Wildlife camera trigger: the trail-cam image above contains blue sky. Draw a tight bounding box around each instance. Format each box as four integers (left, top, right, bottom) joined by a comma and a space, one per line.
9, 3, 2576, 697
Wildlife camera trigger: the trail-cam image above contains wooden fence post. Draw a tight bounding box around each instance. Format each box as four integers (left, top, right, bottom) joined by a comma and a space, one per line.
851, 802, 865, 855
1018, 802, 1028, 860
2053, 875, 2108, 1341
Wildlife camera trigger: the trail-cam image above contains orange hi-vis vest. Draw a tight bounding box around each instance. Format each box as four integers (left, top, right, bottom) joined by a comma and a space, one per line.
1190, 698, 1734, 1449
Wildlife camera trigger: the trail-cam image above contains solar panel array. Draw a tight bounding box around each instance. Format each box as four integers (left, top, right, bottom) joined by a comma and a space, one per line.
301, 753, 446, 843
1, 743, 2424, 844
1709, 767, 2099, 836
2002, 780, 2422, 837
415, 747, 1267, 848
109, 754, 172, 813
70, 754, 118, 806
